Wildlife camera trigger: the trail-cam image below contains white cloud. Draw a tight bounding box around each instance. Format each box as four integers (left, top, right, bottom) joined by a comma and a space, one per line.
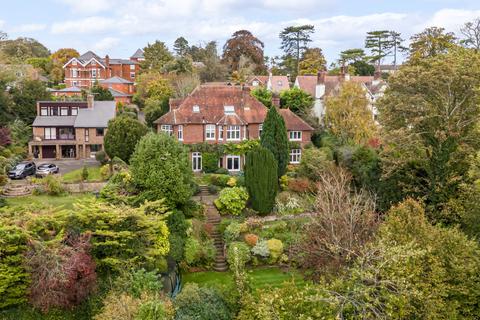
58, 0, 114, 14
422, 8, 480, 33
51, 16, 116, 34
92, 37, 120, 53
10, 23, 47, 33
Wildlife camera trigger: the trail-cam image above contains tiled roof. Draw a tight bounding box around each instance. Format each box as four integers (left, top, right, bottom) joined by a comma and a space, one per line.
155, 84, 268, 125
155, 84, 314, 132
78, 51, 102, 63
106, 58, 137, 65
55, 86, 82, 92
100, 76, 133, 84
269, 75, 290, 93
108, 88, 132, 97
247, 76, 269, 86
74, 101, 116, 128
296, 75, 376, 97
131, 48, 144, 59
32, 116, 76, 127
278, 109, 314, 131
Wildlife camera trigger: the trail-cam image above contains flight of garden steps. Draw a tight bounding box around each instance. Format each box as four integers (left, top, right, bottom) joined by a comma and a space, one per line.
2, 181, 33, 197
199, 185, 228, 272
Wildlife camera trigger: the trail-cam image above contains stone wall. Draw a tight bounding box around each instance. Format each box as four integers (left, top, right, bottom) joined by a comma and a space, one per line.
63, 182, 107, 193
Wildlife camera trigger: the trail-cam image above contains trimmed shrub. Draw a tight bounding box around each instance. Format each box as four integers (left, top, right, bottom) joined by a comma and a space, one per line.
95, 150, 108, 165
214, 187, 249, 216
209, 174, 230, 187
266, 239, 284, 263
245, 146, 278, 214
203, 152, 219, 173
174, 283, 233, 320
99, 164, 111, 180
81, 165, 89, 181
244, 233, 258, 247
227, 242, 251, 268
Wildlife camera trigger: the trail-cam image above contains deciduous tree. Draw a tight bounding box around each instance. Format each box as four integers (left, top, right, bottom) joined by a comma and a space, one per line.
222, 30, 266, 74
408, 27, 457, 62
298, 47, 326, 74
141, 40, 174, 72
279, 87, 314, 115
460, 17, 480, 51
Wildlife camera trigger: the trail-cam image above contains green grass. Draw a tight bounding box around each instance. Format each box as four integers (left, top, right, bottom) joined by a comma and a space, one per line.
62, 166, 103, 183
183, 267, 304, 290
4, 193, 95, 210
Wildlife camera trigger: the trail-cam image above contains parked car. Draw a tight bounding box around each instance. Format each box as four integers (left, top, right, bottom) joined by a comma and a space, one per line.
35, 163, 60, 177
8, 161, 36, 179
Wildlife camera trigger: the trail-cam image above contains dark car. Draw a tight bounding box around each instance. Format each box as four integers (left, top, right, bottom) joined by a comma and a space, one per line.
8, 161, 36, 179
35, 163, 60, 178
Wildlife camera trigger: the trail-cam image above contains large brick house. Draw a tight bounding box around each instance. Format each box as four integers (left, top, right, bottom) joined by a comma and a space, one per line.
63, 49, 144, 89
28, 95, 116, 159
154, 84, 313, 172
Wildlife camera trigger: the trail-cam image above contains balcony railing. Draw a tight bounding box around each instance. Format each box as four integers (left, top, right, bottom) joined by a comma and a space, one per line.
33, 134, 76, 141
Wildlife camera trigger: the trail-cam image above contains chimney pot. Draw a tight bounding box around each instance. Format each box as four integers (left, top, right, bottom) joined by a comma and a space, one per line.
317, 70, 326, 85
87, 94, 94, 109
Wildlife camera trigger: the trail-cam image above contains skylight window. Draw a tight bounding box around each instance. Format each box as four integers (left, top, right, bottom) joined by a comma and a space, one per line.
193, 105, 200, 112
224, 105, 235, 114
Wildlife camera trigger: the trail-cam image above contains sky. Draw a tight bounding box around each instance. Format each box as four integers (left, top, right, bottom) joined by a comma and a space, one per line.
1, 0, 480, 65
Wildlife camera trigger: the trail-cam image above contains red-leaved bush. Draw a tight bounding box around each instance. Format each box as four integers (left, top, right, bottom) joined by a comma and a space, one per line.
0, 127, 12, 147
288, 177, 314, 193
26, 233, 97, 312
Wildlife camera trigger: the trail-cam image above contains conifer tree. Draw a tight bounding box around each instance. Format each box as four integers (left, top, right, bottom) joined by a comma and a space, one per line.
245, 146, 278, 215
260, 106, 289, 177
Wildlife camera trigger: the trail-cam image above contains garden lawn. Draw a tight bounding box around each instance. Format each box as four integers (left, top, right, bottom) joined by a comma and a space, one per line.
183, 267, 304, 290
62, 166, 103, 183
4, 193, 95, 210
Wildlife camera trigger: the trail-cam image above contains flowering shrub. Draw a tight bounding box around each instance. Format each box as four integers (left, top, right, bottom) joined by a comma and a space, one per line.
227, 177, 237, 187
267, 239, 284, 263
244, 233, 258, 247
227, 241, 251, 268
214, 187, 249, 215
251, 239, 270, 258
274, 191, 305, 215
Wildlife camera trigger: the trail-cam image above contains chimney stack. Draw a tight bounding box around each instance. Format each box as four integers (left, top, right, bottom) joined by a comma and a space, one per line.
105, 55, 110, 77
87, 94, 94, 109
317, 70, 326, 85
272, 95, 280, 107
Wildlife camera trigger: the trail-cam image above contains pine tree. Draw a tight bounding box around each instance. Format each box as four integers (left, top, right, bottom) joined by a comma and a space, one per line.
261, 106, 289, 177
245, 146, 278, 215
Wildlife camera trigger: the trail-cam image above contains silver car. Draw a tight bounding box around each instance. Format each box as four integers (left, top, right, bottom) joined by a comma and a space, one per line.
35, 163, 60, 177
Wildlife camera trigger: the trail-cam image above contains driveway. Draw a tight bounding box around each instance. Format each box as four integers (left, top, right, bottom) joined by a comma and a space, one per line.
34, 159, 99, 175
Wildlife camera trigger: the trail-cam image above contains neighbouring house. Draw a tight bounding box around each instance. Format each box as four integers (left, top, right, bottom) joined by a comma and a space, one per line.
294, 70, 386, 122
154, 84, 314, 172
50, 86, 83, 99
0, 64, 47, 87
63, 49, 144, 89
99, 76, 135, 104
28, 95, 116, 160
247, 73, 290, 94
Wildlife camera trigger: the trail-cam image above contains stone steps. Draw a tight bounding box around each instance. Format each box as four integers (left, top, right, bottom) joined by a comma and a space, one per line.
202, 201, 228, 272
2, 183, 33, 197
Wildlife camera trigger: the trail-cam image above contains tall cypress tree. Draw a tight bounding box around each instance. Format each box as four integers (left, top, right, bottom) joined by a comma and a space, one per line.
261, 106, 289, 177
245, 146, 278, 215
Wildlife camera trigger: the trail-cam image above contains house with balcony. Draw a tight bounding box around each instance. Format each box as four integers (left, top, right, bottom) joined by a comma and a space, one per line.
28, 96, 116, 159
62, 49, 144, 91
154, 84, 313, 172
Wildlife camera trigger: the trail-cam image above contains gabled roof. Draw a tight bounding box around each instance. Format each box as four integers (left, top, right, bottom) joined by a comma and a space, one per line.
78, 51, 102, 62
278, 109, 314, 131
100, 76, 134, 84
267, 75, 290, 93
295, 75, 376, 98
130, 48, 144, 59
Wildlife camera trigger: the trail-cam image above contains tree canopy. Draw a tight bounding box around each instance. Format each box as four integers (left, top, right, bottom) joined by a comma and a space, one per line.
279, 25, 315, 77
104, 115, 148, 163
298, 47, 326, 75
222, 30, 266, 74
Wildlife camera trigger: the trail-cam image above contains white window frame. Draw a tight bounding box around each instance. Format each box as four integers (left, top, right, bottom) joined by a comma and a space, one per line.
130, 64, 135, 70
91, 69, 97, 78
161, 125, 173, 136
259, 124, 263, 137
226, 125, 240, 141
205, 124, 216, 140
85, 129, 89, 142
289, 131, 302, 141
72, 68, 77, 78
193, 105, 200, 113
71, 107, 78, 116
177, 125, 183, 141
192, 152, 202, 172
290, 149, 302, 164
60, 107, 69, 116
252, 80, 259, 86
72, 81, 78, 87
224, 105, 235, 115
130, 72, 135, 79
40, 107, 48, 116
44, 127, 56, 140
226, 155, 241, 171
218, 126, 224, 140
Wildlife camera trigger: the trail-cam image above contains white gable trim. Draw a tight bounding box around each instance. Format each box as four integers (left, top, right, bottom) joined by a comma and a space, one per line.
63, 57, 106, 69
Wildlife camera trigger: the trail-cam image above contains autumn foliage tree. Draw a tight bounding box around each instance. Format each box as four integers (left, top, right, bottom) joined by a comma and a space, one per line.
299, 47, 326, 74
222, 30, 266, 74
324, 81, 377, 144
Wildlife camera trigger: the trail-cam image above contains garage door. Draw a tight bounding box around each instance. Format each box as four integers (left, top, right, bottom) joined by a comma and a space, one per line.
42, 146, 56, 159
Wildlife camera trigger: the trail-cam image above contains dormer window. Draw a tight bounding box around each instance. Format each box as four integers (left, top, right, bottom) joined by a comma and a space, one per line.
224, 105, 235, 115
252, 80, 259, 86
72, 60, 77, 66
193, 105, 200, 113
